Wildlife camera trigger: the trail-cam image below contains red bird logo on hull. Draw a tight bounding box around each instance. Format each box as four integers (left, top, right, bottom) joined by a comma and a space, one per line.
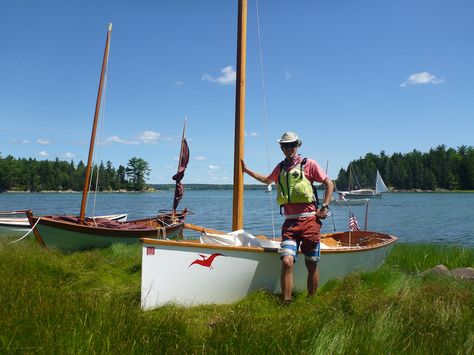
189, 253, 223, 269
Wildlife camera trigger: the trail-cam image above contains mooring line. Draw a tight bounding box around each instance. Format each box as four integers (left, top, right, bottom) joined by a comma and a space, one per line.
8, 217, 42, 244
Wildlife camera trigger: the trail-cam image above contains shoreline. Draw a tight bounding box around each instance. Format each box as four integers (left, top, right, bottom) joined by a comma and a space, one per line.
3, 189, 474, 194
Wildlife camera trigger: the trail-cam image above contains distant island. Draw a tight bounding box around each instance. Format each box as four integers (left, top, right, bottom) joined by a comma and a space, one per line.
149, 184, 269, 191
1, 144, 473, 193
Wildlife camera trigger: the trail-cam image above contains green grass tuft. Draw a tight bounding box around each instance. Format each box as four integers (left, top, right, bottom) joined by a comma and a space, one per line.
0, 239, 472, 354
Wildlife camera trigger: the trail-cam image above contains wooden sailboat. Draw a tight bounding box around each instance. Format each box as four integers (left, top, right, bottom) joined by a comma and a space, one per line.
140, 1, 397, 309
0, 211, 127, 236
26, 24, 187, 252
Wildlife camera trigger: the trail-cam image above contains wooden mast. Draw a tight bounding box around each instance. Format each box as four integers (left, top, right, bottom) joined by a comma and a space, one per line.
232, 0, 247, 231
79, 23, 112, 223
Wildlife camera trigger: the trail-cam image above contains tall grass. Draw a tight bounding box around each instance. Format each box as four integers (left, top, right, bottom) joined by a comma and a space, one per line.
1, 239, 473, 354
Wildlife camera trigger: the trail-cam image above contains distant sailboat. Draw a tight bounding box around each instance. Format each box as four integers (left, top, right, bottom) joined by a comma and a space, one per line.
339, 167, 389, 199
375, 170, 389, 194
265, 184, 272, 193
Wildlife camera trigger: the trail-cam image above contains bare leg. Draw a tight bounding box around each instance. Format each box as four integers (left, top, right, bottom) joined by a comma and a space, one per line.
281, 255, 294, 301
305, 260, 319, 296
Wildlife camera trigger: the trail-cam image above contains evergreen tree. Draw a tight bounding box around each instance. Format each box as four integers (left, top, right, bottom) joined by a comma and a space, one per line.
126, 157, 150, 191
117, 165, 127, 190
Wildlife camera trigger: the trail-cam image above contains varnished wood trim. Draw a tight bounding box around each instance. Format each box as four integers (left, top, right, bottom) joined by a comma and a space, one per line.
25, 210, 47, 248
141, 237, 270, 253
31, 216, 184, 238
141, 228, 398, 254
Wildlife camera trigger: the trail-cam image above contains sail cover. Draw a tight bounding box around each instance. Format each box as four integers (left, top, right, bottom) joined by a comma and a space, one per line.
172, 138, 190, 211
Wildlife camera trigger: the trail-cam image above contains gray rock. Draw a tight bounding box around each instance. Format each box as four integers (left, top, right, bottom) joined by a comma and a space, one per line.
450, 267, 474, 280
419, 264, 451, 277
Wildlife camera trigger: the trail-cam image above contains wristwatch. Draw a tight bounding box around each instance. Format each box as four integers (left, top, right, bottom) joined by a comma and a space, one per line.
321, 203, 329, 210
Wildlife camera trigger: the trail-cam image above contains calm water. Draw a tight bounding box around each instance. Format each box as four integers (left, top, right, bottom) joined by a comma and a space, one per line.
1, 191, 473, 247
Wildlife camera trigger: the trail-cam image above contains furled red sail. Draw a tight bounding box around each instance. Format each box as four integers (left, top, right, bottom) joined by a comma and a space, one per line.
172, 137, 189, 211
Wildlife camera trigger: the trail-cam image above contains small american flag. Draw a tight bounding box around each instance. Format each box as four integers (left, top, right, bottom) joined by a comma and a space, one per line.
349, 212, 360, 231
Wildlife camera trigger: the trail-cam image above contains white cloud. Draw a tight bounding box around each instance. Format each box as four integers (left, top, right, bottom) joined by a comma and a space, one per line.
175, 81, 183, 86
11, 139, 31, 144
39, 151, 48, 157
209, 165, 220, 170
102, 131, 162, 145
62, 152, 76, 159
37, 138, 51, 145
245, 131, 259, 137
103, 136, 139, 145
194, 156, 206, 160
202, 66, 236, 85
209, 172, 229, 181
284, 70, 292, 80
138, 131, 161, 144
400, 72, 444, 87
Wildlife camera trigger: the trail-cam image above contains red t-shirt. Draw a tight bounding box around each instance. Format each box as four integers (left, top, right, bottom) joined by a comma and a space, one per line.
269, 157, 328, 216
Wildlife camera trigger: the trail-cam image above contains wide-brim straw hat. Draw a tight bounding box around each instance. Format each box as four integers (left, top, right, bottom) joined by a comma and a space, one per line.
277, 132, 302, 147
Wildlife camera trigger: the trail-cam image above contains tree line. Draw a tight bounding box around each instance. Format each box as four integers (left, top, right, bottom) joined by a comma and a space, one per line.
149, 184, 269, 191
0, 155, 151, 192
2, 145, 473, 193
335, 145, 474, 191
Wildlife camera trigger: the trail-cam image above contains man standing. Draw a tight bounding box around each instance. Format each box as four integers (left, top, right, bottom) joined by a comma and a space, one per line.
242, 132, 334, 302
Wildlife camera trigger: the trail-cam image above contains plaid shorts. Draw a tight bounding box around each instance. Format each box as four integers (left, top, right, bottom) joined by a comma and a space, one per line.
281, 215, 321, 261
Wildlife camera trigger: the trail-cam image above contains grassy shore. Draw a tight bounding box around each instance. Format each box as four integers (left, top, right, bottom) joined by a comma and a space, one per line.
0, 239, 473, 354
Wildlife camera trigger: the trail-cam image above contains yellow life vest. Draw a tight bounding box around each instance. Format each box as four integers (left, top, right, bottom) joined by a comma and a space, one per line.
276, 159, 315, 206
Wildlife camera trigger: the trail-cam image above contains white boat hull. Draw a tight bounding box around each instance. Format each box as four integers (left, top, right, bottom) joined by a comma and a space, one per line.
141, 231, 396, 309
339, 190, 381, 199
332, 198, 370, 206
0, 224, 31, 235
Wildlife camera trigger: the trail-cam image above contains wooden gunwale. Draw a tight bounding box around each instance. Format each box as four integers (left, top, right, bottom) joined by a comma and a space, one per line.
141, 229, 398, 254
0, 213, 126, 227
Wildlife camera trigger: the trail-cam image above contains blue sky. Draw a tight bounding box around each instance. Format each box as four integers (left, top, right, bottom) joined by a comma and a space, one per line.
1, 0, 473, 184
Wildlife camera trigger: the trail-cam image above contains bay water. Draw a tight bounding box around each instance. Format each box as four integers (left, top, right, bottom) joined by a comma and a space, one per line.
0, 190, 473, 247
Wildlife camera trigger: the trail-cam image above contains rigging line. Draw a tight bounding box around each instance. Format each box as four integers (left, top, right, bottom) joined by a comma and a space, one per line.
255, 0, 276, 240
351, 164, 362, 190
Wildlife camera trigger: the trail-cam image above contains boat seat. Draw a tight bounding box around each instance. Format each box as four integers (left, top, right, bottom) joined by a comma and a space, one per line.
320, 237, 341, 247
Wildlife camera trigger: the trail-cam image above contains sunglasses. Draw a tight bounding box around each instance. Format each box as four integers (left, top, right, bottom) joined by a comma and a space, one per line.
280, 141, 298, 148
